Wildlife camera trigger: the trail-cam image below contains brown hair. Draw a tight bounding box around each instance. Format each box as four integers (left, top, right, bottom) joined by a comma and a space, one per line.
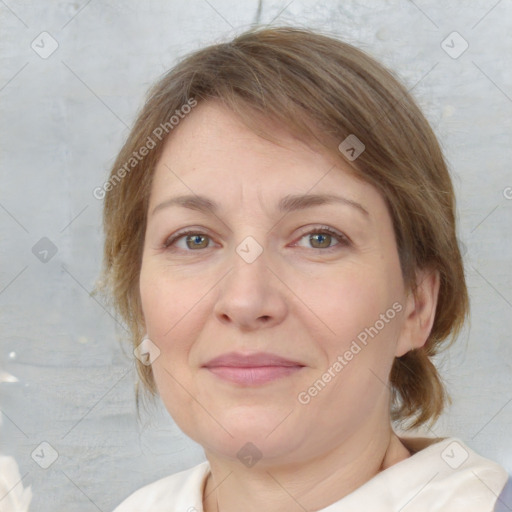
97, 26, 469, 429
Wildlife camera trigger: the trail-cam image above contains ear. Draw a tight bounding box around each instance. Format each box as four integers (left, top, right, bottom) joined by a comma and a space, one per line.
395, 268, 440, 357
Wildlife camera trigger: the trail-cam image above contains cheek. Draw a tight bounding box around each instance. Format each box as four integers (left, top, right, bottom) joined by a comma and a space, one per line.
139, 267, 195, 394
299, 262, 404, 385
139, 263, 203, 341
139, 263, 217, 381
139, 268, 200, 415
297, 264, 393, 337
301, 268, 402, 424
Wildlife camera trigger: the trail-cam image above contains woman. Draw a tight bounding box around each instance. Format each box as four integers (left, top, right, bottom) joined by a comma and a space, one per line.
99, 27, 510, 511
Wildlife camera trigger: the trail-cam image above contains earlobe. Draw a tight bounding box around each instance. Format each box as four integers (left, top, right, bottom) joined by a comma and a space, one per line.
395, 268, 441, 357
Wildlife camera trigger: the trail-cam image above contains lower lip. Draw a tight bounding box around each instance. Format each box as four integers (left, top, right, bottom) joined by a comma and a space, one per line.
205, 366, 303, 386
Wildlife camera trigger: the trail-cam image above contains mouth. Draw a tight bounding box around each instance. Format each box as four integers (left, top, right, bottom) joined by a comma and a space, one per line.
202, 352, 305, 386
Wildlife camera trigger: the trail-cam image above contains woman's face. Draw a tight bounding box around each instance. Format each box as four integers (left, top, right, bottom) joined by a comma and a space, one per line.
139, 101, 412, 464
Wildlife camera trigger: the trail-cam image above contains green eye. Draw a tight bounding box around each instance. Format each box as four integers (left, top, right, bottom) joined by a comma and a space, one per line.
164, 226, 349, 253
163, 230, 213, 251
185, 234, 210, 250
308, 233, 334, 249
295, 226, 349, 251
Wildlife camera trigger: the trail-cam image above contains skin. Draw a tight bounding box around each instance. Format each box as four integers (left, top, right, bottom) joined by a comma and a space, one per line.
139, 101, 440, 512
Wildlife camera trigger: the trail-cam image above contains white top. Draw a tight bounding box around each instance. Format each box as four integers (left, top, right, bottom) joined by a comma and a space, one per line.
113, 437, 509, 512
0, 456, 32, 512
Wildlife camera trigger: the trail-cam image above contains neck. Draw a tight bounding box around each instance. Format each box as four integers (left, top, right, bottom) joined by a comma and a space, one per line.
203, 427, 411, 512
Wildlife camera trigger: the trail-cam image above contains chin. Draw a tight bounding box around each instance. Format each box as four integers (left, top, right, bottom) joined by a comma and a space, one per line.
186, 410, 307, 464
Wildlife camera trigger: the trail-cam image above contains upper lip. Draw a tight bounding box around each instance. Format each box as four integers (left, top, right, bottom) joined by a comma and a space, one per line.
203, 352, 304, 368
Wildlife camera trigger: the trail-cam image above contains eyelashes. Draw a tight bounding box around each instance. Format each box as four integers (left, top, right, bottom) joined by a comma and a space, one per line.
162, 225, 351, 253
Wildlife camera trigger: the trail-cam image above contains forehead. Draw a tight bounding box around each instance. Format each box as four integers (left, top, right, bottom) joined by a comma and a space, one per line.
159, 101, 330, 176
150, 102, 379, 216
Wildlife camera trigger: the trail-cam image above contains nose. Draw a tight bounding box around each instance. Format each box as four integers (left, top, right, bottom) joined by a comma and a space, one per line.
213, 245, 288, 331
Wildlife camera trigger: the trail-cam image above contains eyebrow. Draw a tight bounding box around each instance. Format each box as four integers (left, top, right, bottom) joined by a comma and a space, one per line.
151, 193, 369, 217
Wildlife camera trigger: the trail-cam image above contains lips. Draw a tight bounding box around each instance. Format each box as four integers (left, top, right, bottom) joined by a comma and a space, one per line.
202, 352, 304, 386
204, 352, 303, 368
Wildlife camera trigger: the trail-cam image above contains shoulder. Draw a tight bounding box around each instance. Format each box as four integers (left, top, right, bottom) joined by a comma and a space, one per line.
397, 436, 509, 512
494, 475, 512, 512
113, 461, 210, 512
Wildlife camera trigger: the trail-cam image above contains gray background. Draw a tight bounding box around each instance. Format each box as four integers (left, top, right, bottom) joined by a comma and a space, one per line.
1, 1, 511, 510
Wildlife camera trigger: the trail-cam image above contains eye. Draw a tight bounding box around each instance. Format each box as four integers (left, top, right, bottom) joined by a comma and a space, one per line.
294, 226, 350, 251
162, 226, 350, 253
163, 230, 214, 251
